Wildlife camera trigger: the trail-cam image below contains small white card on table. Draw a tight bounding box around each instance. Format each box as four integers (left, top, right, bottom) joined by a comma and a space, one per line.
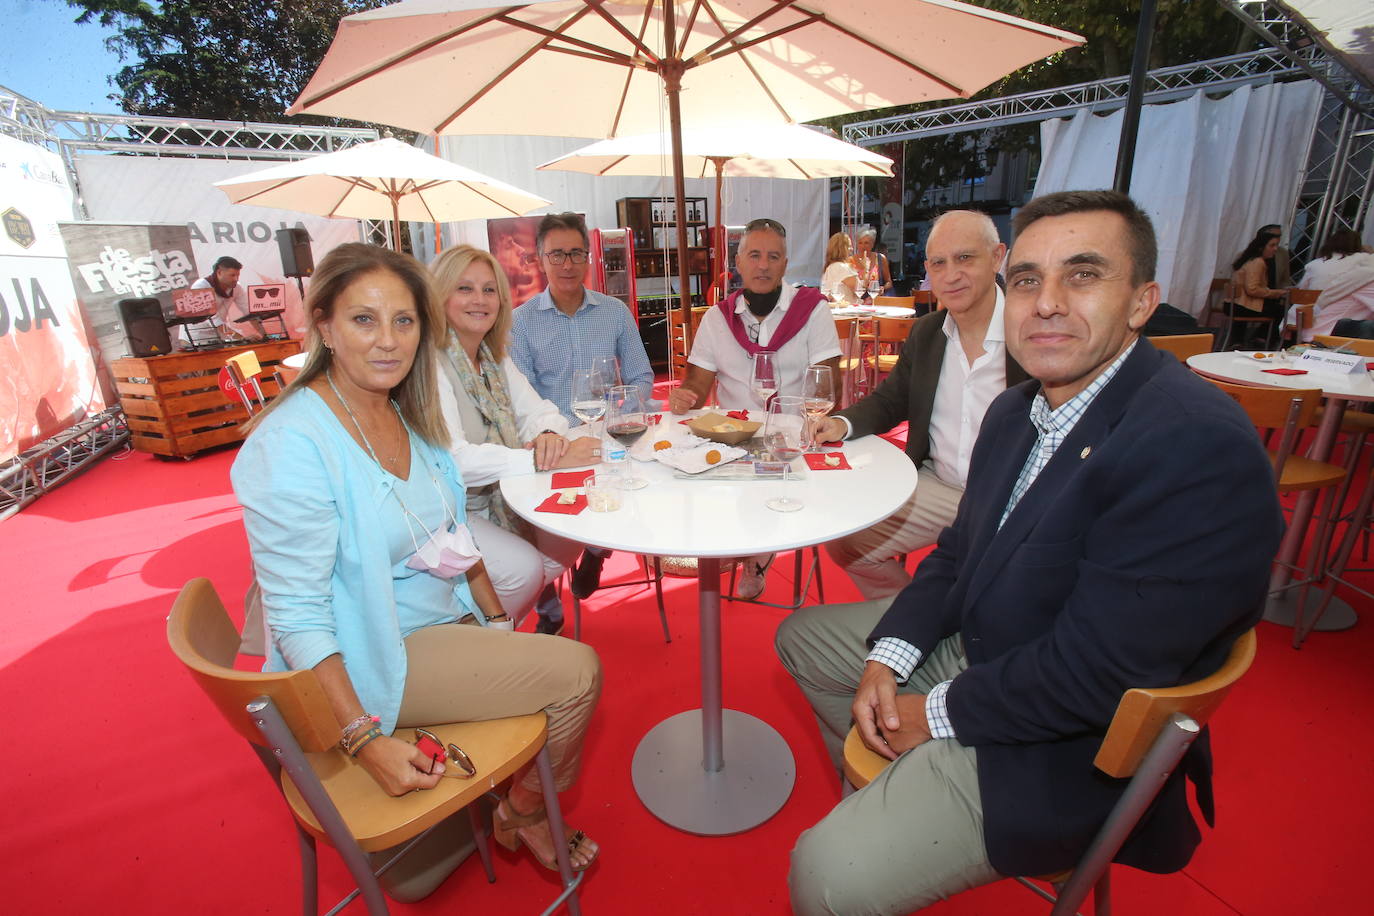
1298, 349, 1366, 375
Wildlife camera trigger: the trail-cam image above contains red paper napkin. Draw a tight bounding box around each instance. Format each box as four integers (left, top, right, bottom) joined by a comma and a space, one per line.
804, 452, 851, 471
726, 410, 749, 420
550, 469, 595, 488
535, 493, 587, 514
1262, 368, 1308, 376
820, 440, 844, 448
646, 413, 662, 425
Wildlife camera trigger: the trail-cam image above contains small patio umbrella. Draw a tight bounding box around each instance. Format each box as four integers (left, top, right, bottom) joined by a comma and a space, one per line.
536, 123, 894, 293
213, 137, 551, 250
287, 0, 1082, 342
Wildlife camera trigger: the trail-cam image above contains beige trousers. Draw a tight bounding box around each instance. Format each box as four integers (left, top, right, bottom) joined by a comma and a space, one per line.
397, 623, 601, 796
823, 463, 964, 599
776, 600, 1001, 915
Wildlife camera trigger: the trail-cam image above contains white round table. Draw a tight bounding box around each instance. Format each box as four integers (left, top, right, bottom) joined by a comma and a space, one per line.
501, 423, 917, 835
831, 305, 916, 318
1187, 351, 1374, 632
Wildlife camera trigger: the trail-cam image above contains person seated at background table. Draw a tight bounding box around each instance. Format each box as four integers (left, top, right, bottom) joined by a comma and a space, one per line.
668, 217, 842, 599
1256, 222, 1293, 289
1228, 230, 1287, 347
233, 242, 601, 875
1294, 229, 1374, 341
776, 190, 1282, 915
853, 228, 893, 297
433, 244, 599, 636
510, 211, 656, 602
812, 210, 1027, 600
821, 232, 860, 305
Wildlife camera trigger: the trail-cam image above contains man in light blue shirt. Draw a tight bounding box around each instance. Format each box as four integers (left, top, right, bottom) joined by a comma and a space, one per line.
510, 212, 656, 606
510, 212, 655, 423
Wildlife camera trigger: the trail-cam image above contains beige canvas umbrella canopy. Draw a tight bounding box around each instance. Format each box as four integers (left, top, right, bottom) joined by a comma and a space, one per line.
537, 123, 894, 290
289, 0, 1082, 341
213, 137, 551, 250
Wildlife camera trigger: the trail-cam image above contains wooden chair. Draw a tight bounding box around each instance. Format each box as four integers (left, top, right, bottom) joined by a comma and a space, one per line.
1312, 334, 1374, 357
911, 289, 937, 315
1146, 333, 1213, 362
1282, 288, 1320, 345
833, 315, 863, 407
569, 556, 670, 643
224, 349, 283, 416
1217, 280, 1280, 351
864, 316, 917, 381
872, 295, 916, 310
167, 578, 584, 916
1202, 277, 1231, 329
843, 629, 1258, 916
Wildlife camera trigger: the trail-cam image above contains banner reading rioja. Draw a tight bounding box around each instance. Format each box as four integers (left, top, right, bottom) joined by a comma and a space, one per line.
0, 134, 107, 462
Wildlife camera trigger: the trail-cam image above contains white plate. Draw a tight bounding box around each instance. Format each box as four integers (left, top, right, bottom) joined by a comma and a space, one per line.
653, 442, 747, 474
629, 423, 708, 461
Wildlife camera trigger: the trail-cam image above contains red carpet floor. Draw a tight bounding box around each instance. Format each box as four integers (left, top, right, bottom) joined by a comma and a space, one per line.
2, 442, 1370, 915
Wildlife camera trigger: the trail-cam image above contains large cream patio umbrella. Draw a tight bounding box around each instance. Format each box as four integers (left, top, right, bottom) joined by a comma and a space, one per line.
288, 0, 1083, 343
536, 123, 894, 292
213, 137, 551, 250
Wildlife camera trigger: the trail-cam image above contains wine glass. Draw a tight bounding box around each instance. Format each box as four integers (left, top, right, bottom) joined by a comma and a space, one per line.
571, 367, 607, 429
801, 365, 834, 453
751, 351, 778, 411
763, 395, 805, 512
590, 355, 621, 393
607, 384, 649, 489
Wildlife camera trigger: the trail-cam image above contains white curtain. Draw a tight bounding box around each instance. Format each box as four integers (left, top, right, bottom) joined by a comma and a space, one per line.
1035, 80, 1324, 315
417, 134, 828, 282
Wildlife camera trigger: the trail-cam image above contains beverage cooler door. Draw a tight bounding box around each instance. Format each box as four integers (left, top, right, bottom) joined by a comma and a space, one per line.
593, 227, 636, 319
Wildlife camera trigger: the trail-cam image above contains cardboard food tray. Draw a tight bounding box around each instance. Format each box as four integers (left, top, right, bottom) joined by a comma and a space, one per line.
688, 411, 762, 445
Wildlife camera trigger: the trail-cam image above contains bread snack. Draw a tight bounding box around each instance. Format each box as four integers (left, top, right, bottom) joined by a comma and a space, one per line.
824, 454, 842, 467
556, 489, 578, 505
713, 420, 742, 432
705, 449, 722, 465
653, 439, 673, 451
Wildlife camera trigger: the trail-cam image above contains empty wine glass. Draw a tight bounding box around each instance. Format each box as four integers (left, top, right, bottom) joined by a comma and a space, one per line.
590, 355, 621, 392
607, 384, 649, 489
764, 395, 805, 512
801, 364, 835, 453
571, 367, 607, 429
751, 351, 778, 410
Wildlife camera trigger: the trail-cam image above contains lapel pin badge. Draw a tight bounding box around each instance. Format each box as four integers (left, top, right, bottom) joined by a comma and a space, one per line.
1080, 446, 1092, 459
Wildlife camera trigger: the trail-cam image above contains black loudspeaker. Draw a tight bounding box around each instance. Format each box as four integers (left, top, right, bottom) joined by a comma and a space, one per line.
276, 227, 315, 278
118, 297, 173, 357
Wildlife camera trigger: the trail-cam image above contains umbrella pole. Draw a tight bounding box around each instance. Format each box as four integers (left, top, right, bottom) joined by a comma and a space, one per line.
662, 9, 695, 366
713, 158, 726, 303
390, 192, 403, 253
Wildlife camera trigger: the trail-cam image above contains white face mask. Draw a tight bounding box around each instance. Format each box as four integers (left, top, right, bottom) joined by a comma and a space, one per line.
405, 522, 481, 579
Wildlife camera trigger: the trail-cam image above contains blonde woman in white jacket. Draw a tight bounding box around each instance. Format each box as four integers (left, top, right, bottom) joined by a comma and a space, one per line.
433, 245, 598, 634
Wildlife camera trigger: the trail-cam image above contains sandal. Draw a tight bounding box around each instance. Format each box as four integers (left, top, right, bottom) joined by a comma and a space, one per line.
493, 797, 598, 872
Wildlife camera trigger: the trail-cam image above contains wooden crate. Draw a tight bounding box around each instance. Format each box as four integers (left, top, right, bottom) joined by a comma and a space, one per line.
111, 340, 302, 459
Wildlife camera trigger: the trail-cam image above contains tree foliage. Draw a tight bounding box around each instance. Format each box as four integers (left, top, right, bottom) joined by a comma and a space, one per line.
64, 0, 389, 123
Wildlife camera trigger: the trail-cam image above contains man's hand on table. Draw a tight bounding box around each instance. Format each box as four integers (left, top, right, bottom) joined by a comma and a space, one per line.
550, 435, 602, 469
812, 415, 847, 445
527, 431, 570, 470
853, 660, 932, 760
668, 385, 701, 414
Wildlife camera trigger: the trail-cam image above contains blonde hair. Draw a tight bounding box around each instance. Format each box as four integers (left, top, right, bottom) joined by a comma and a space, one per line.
247, 243, 450, 447
430, 245, 514, 362
824, 232, 851, 267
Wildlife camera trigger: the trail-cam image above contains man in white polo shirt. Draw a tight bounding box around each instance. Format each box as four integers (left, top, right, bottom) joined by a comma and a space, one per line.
669, 217, 842, 597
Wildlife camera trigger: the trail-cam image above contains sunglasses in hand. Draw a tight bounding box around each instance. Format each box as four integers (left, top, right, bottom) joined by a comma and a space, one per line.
414, 727, 477, 779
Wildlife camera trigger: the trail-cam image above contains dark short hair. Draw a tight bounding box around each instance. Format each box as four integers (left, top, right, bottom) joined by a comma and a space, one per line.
1318, 229, 1365, 260
1258, 224, 1281, 237
213, 256, 243, 272
1012, 190, 1157, 286
536, 212, 589, 251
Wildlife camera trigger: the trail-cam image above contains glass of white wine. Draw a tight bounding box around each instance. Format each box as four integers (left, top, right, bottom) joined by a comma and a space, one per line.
751, 351, 778, 411
801, 364, 834, 453
763, 395, 805, 512
571, 367, 607, 430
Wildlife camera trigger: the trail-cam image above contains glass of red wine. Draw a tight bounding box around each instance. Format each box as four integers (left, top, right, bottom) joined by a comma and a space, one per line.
607, 384, 649, 490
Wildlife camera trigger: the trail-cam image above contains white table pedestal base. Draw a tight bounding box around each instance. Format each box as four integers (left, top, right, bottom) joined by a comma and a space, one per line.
1263, 590, 1358, 631
631, 708, 795, 836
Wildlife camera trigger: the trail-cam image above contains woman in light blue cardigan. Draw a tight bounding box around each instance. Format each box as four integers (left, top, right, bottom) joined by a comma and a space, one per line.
232, 243, 601, 874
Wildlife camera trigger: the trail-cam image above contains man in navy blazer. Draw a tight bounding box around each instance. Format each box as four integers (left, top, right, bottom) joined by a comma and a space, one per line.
778, 191, 1283, 914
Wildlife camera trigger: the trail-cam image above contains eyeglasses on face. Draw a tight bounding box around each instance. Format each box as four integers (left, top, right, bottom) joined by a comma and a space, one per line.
541, 248, 588, 265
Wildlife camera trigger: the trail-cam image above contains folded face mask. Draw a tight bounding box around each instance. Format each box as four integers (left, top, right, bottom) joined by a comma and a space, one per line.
405, 522, 481, 579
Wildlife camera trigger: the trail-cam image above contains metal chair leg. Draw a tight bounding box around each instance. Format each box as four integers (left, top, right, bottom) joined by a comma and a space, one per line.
534, 747, 584, 916
652, 556, 671, 643
467, 804, 496, 884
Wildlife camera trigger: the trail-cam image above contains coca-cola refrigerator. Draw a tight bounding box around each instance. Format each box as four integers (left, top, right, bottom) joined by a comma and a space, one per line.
708, 224, 747, 302
588, 227, 636, 319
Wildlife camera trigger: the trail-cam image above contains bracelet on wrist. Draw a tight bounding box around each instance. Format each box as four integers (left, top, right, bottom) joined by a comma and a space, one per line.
348, 726, 384, 757
339, 713, 380, 752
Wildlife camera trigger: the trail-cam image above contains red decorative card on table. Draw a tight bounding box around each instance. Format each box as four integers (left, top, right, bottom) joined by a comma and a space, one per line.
1261, 368, 1308, 376
725, 410, 750, 420
535, 493, 587, 514
804, 452, 851, 470
550, 469, 595, 488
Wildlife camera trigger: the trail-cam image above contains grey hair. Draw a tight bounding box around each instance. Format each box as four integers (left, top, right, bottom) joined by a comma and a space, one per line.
858, 227, 877, 243
930, 210, 1000, 251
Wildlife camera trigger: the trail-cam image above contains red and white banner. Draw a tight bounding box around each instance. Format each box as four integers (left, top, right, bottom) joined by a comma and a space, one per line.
0, 134, 107, 462
73, 155, 363, 339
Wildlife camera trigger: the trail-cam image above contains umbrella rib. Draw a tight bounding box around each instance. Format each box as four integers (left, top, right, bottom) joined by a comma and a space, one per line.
495, 12, 639, 66
693, 0, 808, 63
598, 154, 631, 177
230, 174, 306, 206
698, 2, 792, 122
787, 159, 814, 180
325, 178, 366, 218
677, 0, 708, 59
298, 8, 515, 110
436, 6, 601, 133
463, 182, 528, 218
609, 2, 658, 138
581, 0, 659, 63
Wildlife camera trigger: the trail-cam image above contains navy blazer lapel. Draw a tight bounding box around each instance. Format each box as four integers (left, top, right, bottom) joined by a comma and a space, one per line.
961, 341, 1161, 611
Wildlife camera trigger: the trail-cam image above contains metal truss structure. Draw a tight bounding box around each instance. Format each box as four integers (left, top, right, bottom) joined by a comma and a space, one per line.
0, 408, 129, 520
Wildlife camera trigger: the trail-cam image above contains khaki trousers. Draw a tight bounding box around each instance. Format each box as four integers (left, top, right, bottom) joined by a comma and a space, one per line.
776, 600, 1001, 915
398, 623, 601, 796
823, 463, 964, 599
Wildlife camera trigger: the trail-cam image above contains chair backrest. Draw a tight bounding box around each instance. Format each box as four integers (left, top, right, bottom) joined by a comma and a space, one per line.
873, 295, 915, 309
832, 316, 860, 343
874, 316, 916, 343
1199, 378, 1319, 479
1288, 287, 1321, 306
167, 578, 340, 752
1312, 334, 1374, 357
1147, 333, 1213, 361
1095, 629, 1256, 777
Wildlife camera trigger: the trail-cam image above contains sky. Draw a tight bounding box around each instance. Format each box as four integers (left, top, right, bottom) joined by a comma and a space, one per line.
4, 1, 127, 114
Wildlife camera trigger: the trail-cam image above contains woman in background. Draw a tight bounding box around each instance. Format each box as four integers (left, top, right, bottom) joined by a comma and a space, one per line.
822, 232, 860, 305
1230, 232, 1286, 347
233, 243, 600, 873
853, 228, 893, 296
432, 245, 596, 635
